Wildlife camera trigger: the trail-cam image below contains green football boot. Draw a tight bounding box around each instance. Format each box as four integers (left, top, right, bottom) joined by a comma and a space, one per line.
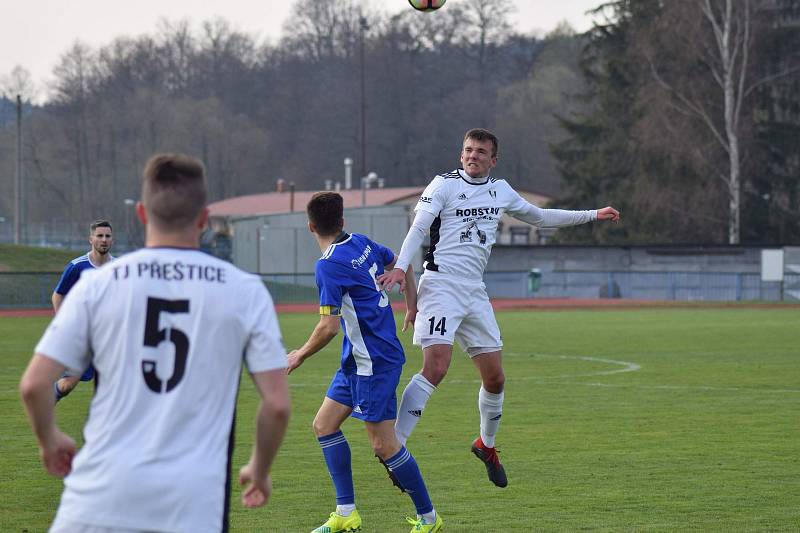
311, 509, 362, 533
406, 513, 443, 532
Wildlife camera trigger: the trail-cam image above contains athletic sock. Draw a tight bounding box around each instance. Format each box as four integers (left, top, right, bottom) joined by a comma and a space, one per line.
318, 431, 354, 505
478, 386, 504, 448
395, 373, 436, 445
336, 503, 356, 516
385, 446, 433, 516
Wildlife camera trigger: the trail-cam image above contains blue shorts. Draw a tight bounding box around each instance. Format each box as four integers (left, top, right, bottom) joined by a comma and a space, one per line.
326, 367, 402, 423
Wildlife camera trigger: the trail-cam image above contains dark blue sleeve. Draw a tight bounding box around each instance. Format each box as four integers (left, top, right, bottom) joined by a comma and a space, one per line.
54, 263, 79, 295
315, 260, 345, 315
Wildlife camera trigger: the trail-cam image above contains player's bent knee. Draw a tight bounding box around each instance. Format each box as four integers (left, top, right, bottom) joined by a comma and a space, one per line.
312, 415, 337, 437
421, 346, 453, 385
421, 364, 448, 386
481, 368, 506, 394
370, 436, 400, 460
482, 372, 505, 393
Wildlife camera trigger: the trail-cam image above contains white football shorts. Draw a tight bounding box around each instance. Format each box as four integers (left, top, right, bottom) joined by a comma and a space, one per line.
412, 270, 502, 355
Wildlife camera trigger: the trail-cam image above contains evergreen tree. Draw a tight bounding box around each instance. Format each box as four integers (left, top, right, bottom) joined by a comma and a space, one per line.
551, 1, 661, 243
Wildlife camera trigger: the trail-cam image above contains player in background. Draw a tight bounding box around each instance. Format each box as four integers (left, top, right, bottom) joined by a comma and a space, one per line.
379, 128, 620, 488
51, 220, 114, 401
20, 153, 291, 533
287, 192, 443, 533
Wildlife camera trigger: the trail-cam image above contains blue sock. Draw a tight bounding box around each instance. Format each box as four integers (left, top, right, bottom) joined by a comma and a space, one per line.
385, 446, 433, 515
318, 431, 354, 505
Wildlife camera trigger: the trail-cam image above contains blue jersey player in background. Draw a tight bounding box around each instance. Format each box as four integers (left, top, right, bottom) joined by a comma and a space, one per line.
52, 219, 114, 401
287, 192, 443, 533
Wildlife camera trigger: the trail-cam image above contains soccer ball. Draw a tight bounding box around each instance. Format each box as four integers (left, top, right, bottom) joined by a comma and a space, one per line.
408, 0, 446, 12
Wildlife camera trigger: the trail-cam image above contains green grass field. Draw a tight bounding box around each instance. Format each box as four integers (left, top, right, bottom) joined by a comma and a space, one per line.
1, 308, 799, 532
0, 244, 80, 272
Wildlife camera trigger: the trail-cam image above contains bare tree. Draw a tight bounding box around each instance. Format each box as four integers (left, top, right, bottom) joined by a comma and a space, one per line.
52, 42, 98, 211
281, 0, 367, 61
646, 0, 798, 244
496, 24, 584, 196
156, 18, 196, 95
1, 66, 38, 103
460, 0, 516, 63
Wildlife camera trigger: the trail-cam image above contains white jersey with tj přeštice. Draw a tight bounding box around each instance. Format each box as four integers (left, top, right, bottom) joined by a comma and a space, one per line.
415, 169, 596, 280
35, 247, 287, 533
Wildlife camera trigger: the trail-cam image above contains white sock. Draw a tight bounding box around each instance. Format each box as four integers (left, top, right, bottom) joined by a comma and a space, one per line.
336, 504, 356, 516
395, 373, 436, 445
478, 386, 504, 448
421, 509, 437, 524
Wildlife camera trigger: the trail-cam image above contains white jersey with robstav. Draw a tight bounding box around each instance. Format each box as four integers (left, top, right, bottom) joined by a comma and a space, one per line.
415, 169, 596, 280
35, 247, 287, 533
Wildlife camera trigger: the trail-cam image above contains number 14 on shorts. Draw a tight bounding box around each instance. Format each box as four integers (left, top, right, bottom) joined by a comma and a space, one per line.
428, 316, 447, 335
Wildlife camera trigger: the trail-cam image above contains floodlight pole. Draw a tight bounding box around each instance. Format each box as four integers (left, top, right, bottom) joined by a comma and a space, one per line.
14, 94, 23, 245
359, 16, 369, 179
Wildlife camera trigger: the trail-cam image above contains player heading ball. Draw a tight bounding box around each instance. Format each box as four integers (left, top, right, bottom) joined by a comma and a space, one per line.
379, 128, 620, 488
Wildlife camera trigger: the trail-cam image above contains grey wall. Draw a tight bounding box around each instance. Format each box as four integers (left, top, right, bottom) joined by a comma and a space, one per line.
231, 205, 415, 275
484, 245, 769, 274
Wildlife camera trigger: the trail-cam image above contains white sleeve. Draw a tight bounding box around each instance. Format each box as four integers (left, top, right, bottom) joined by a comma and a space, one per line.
394, 210, 437, 273
506, 188, 596, 227
34, 278, 93, 373
414, 176, 446, 216
243, 279, 288, 374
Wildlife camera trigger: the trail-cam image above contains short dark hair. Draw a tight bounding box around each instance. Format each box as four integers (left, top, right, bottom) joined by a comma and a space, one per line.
307, 192, 344, 237
141, 154, 207, 230
90, 220, 112, 234
464, 128, 499, 157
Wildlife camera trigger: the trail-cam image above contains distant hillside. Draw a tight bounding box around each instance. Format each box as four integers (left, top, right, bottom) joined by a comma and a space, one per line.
0, 244, 82, 272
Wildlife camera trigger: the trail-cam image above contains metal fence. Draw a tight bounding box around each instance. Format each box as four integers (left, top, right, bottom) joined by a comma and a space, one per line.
0, 272, 62, 309
486, 270, 799, 301
3, 269, 796, 309
0, 221, 96, 250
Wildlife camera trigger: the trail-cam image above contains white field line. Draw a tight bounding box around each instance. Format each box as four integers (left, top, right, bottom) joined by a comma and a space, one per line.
437, 353, 800, 394
503, 353, 641, 378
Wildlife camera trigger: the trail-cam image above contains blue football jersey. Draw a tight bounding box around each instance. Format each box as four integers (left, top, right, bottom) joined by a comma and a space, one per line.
316, 233, 404, 376
54, 253, 114, 295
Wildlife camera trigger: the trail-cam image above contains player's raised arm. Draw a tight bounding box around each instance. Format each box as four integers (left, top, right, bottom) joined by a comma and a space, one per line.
506, 188, 620, 228
239, 368, 291, 508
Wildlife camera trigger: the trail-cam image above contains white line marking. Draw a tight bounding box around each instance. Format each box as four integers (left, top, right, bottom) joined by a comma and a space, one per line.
443, 352, 800, 394
504, 353, 641, 378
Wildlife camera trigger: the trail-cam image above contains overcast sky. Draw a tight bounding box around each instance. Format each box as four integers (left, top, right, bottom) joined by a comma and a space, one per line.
1, 0, 602, 99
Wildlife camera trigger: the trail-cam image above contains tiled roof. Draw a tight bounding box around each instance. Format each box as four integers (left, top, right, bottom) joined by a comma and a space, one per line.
209, 187, 425, 217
